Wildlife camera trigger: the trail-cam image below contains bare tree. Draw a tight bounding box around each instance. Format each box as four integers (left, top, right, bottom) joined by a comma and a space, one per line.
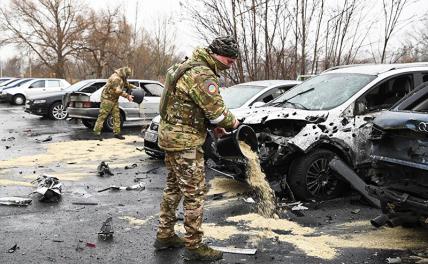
0, 0, 88, 79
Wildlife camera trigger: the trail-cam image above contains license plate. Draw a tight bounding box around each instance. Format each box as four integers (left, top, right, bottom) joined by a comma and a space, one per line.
75, 102, 83, 108
144, 132, 158, 142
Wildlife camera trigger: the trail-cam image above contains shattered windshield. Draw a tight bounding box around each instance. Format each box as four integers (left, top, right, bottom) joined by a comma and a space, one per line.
271, 73, 376, 110
221, 84, 266, 109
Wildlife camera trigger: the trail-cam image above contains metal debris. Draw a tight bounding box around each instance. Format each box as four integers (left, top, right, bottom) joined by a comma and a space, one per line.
243, 197, 256, 204
0, 197, 32, 206
98, 182, 145, 193
35, 135, 52, 143
97, 161, 113, 177
72, 202, 98, 205
386, 257, 402, 263
124, 163, 137, 170
98, 217, 114, 240
7, 244, 19, 253
31, 175, 62, 202
210, 246, 257, 255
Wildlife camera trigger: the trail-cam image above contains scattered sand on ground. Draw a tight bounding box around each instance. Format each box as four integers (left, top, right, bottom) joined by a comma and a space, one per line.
207, 177, 250, 198
0, 179, 33, 187
0, 136, 144, 182
0, 136, 142, 169
239, 141, 276, 218
176, 223, 244, 241
119, 215, 157, 226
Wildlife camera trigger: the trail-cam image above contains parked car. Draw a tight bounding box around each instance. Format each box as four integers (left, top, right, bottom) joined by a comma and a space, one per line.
366, 81, 428, 228
0, 78, 20, 87
0, 78, 33, 101
0, 77, 14, 85
67, 80, 164, 131
209, 63, 428, 201
5, 78, 70, 105
143, 80, 301, 158
25, 79, 106, 120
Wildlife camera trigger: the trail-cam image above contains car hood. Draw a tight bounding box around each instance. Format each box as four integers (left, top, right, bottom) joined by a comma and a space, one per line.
373, 110, 428, 132
237, 106, 329, 124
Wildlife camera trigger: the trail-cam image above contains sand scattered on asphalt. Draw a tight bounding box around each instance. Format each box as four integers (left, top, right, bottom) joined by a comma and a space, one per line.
0, 136, 142, 169
207, 177, 250, 198
0, 179, 32, 187
176, 223, 243, 241
119, 215, 156, 227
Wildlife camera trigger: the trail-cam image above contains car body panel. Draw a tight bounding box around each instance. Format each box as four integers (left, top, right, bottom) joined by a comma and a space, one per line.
5, 78, 70, 103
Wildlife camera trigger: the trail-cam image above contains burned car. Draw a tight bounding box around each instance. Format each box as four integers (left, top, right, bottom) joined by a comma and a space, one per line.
366, 82, 428, 227
233, 63, 428, 200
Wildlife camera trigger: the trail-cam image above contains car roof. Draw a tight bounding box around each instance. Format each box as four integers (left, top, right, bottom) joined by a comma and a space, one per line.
323, 62, 428, 75
234, 80, 301, 87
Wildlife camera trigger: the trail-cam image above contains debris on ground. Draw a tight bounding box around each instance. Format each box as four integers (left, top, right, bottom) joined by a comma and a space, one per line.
386, 256, 402, 263
124, 163, 137, 170
0, 197, 32, 206
142, 167, 160, 174
351, 209, 361, 214
136, 147, 144, 151
98, 217, 114, 240
35, 135, 52, 143
86, 242, 96, 248
210, 246, 257, 255
97, 161, 114, 177
31, 175, 62, 202
133, 176, 148, 182
7, 244, 19, 253
98, 182, 145, 192
243, 197, 256, 204
72, 202, 98, 205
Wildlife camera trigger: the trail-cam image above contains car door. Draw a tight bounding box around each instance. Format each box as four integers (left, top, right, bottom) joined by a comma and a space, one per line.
26, 80, 46, 99
351, 73, 415, 166
139, 82, 163, 121
46, 80, 64, 93
118, 81, 142, 120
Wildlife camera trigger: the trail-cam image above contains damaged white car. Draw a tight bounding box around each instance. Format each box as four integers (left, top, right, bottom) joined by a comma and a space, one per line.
229, 63, 428, 200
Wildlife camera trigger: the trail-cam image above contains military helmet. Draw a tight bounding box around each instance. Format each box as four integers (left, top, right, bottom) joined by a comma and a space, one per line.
208, 36, 239, 59
116, 67, 132, 78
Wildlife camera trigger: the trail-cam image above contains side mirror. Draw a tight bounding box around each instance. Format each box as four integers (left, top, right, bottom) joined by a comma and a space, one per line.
251, 101, 265, 108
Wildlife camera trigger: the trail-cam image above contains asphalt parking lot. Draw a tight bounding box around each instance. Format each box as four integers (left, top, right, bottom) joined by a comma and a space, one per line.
1, 104, 428, 264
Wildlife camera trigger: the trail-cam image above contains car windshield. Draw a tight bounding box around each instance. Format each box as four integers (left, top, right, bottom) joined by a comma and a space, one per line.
221, 84, 266, 109
271, 73, 376, 110
64, 80, 92, 92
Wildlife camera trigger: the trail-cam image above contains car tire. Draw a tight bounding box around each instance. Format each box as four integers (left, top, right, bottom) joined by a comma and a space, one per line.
103, 113, 124, 132
287, 149, 347, 201
12, 94, 25, 105
49, 102, 68, 120
82, 119, 95, 129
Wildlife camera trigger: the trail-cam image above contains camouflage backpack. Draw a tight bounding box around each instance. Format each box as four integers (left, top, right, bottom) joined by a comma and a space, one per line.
159, 59, 204, 119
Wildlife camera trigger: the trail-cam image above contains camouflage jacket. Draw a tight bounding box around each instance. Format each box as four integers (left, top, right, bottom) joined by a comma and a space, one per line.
101, 67, 137, 102
158, 48, 236, 151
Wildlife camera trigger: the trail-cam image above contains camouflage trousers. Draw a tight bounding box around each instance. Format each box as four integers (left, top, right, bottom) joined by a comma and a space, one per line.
93, 100, 121, 135
157, 147, 205, 249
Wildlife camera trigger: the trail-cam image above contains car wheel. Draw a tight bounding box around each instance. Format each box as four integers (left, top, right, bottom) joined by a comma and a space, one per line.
103, 113, 124, 132
13, 94, 25, 105
49, 102, 68, 120
82, 119, 95, 129
288, 149, 347, 200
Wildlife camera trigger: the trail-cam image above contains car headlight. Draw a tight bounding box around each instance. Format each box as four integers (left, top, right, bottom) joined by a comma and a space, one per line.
150, 122, 159, 131
33, 99, 46, 104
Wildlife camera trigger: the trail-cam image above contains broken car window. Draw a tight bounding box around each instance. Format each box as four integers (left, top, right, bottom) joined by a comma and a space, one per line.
271, 73, 376, 110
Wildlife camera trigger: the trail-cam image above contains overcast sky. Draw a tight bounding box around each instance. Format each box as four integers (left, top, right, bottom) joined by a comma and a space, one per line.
1, 0, 428, 62
0, 0, 202, 60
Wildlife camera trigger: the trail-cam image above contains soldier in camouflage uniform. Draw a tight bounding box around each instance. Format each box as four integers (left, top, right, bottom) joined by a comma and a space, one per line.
153, 36, 240, 261
93, 67, 136, 140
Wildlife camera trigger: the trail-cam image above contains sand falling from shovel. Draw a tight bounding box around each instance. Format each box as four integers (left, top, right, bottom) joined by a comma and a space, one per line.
239, 141, 276, 218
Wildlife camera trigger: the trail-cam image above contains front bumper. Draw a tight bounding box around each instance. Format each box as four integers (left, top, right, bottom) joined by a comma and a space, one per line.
0, 92, 7, 101
5, 93, 13, 102
143, 130, 164, 157
67, 107, 100, 119
25, 101, 49, 116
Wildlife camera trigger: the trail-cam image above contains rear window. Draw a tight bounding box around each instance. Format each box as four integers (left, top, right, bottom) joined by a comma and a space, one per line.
47, 80, 61, 87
